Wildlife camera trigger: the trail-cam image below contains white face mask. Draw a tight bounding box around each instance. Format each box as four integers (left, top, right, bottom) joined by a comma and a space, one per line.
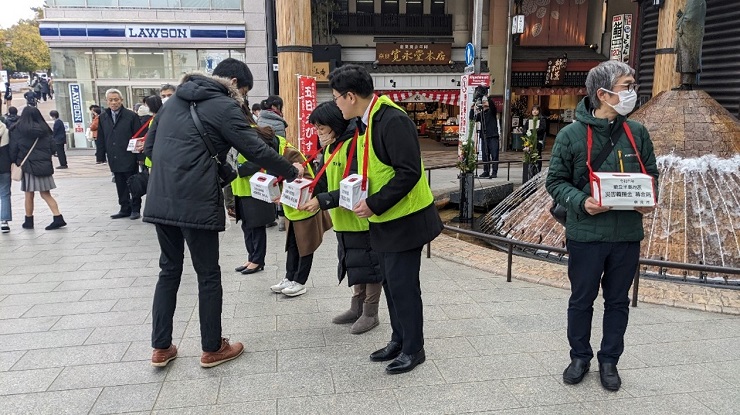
161, 96, 169, 104
601, 88, 637, 116
318, 132, 335, 148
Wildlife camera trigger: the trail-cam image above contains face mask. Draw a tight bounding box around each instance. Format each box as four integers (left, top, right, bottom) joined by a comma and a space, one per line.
318, 132, 335, 148
601, 88, 637, 116
137, 105, 150, 116
161, 96, 169, 104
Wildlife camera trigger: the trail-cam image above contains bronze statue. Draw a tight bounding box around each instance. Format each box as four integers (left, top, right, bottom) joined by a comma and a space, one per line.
674, 0, 707, 90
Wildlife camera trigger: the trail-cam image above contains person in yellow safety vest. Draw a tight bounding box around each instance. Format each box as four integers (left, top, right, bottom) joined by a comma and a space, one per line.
231, 109, 279, 275
268, 136, 332, 297
135, 95, 162, 168
300, 101, 383, 334
328, 64, 443, 375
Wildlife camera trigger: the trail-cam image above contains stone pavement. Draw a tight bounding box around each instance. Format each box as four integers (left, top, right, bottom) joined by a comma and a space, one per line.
1, 152, 739, 414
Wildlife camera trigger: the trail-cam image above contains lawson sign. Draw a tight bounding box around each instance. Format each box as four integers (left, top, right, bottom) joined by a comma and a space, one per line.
68, 83, 87, 148
39, 23, 246, 43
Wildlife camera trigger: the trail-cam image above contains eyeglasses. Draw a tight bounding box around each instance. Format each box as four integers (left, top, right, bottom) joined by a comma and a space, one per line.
615, 83, 640, 92
332, 92, 348, 103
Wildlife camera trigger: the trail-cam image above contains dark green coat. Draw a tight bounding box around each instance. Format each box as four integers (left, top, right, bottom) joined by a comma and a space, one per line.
545, 98, 659, 243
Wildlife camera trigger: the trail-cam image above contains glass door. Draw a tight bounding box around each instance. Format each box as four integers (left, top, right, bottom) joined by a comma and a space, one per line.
132, 87, 161, 105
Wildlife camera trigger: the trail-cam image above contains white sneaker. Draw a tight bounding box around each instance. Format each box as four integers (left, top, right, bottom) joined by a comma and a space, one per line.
1, 221, 9, 233
281, 281, 307, 297
270, 278, 291, 293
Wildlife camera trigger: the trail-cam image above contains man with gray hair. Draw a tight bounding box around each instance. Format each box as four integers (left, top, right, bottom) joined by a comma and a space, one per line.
97, 88, 143, 219
546, 60, 658, 392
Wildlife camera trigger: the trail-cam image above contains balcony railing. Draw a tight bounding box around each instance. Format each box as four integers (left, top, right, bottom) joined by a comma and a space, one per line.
332, 13, 453, 36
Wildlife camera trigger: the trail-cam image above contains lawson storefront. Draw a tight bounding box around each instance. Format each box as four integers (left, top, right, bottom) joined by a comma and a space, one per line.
39, 21, 253, 148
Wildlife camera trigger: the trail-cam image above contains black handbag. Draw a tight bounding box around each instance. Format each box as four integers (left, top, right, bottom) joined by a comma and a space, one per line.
127, 166, 149, 199
550, 122, 625, 226
189, 102, 237, 188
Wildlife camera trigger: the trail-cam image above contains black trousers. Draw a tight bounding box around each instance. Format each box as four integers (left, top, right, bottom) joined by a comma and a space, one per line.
480, 137, 500, 175
55, 143, 67, 167
285, 224, 313, 284
152, 224, 223, 352
113, 171, 142, 213
566, 240, 640, 365
95, 138, 106, 163
380, 246, 424, 355
243, 224, 267, 266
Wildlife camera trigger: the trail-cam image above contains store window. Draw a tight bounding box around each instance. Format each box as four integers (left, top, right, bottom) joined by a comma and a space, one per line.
51, 49, 94, 80
50, 0, 87, 5
128, 49, 167, 79
179, 0, 210, 8
381, 0, 398, 14
356, 0, 374, 14
170, 50, 199, 78
197, 50, 230, 73
431, 0, 445, 15
86, 0, 118, 6
94, 49, 129, 79
406, 0, 423, 15
119, 0, 150, 7
229, 50, 246, 63
336, 0, 349, 12
211, 0, 241, 9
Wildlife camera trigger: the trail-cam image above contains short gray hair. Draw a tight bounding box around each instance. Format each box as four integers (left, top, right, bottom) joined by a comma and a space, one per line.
585, 61, 635, 109
105, 88, 123, 100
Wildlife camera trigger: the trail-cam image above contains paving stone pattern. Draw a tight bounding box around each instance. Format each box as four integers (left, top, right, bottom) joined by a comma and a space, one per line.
0, 153, 739, 414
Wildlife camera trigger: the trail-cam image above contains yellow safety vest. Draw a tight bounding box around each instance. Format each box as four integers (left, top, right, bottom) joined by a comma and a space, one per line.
357, 95, 434, 223
325, 139, 369, 232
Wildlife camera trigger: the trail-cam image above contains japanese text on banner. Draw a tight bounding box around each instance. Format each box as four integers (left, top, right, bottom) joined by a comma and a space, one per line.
297, 75, 318, 155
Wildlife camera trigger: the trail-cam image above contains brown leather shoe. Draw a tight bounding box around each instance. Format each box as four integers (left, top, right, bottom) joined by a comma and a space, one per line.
151, 344, 177, 367
200, 338, 244, 368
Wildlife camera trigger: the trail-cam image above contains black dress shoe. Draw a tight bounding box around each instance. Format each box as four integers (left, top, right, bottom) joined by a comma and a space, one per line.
563, 359, 590, 385
599, 363, 621, 391
110, 211, 131, 219
129, 212, 141, 220
235, 264, 249, 272
241, 264, 265, 275
386, 349, 426, 374
370, 341, 402, 362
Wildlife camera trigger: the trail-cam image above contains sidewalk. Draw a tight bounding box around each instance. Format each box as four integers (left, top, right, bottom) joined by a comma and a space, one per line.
1, 153, 738, 414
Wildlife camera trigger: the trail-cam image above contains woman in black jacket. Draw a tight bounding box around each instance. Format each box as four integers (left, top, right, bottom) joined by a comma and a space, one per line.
300, 102, 383, 334
8, 106, 66, 230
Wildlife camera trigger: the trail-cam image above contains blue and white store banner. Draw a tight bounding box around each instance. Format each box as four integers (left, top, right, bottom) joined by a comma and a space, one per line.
40, 23, 246, 43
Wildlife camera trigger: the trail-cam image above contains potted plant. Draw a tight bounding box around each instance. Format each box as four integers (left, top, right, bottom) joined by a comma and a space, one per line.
521, 127, 540, 183
455, 128, 478, 222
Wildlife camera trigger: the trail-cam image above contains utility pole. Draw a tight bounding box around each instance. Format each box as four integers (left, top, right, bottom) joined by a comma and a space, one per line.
501, 0, 515, 154
472, 0, 484, 74
275, 0, 313, 146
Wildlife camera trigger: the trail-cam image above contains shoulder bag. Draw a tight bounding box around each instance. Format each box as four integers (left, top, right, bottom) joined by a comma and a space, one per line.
549, 123, 624, 226
10, 138, 39, 181
189, 102, 237, 188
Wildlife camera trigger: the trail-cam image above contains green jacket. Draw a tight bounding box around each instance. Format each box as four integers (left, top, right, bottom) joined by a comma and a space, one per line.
545, 98, 659, 243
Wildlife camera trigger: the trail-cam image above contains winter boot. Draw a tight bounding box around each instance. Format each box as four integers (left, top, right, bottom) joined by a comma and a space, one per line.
350, 302, 380, 334
277, 216, 286, 232
45, 215, 67, 230
332, 295, 364, 324
22, 216, 34, 229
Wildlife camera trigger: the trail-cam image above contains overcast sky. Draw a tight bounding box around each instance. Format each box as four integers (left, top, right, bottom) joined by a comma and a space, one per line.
1, 0, 46, 29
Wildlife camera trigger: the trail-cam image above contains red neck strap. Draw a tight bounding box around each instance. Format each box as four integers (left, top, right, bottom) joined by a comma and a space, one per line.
586, 123, 647, 179
308, 131, 356, 192
132, 122, 149, 139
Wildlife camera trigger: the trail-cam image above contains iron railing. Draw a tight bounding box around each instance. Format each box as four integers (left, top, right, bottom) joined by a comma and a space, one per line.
424, 160, 740, 307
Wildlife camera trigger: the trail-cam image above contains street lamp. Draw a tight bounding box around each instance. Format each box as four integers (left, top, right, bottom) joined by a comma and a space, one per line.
1, 40, 10, 115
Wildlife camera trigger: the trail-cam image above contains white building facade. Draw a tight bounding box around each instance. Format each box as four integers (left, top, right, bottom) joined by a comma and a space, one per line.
41, 0, 269, 147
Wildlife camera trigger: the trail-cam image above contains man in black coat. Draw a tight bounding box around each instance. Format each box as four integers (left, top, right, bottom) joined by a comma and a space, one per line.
329, 64, 443, 374
97, 89, 143, 219
143, 59, 304, 369
50, 111, 68, 169
469, 96, 500, 177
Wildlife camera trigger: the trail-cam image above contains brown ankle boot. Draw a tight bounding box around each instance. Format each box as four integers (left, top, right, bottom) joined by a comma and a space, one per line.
350, 302, 379, 334
332, 295, 364, 324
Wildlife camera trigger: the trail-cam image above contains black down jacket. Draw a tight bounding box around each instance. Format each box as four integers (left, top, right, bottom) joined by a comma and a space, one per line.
143, 73, 299, 231
9, 125, 55, 177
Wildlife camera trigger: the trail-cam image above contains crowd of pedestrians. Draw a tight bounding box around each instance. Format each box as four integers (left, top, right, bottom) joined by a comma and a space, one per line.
0, 59, 659, 391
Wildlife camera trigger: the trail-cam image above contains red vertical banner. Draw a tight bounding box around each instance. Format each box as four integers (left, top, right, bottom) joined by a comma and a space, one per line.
297, 75, 318, 155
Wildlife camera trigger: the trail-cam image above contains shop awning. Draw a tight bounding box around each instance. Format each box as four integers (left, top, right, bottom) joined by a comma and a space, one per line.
377, 90, 460, 106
